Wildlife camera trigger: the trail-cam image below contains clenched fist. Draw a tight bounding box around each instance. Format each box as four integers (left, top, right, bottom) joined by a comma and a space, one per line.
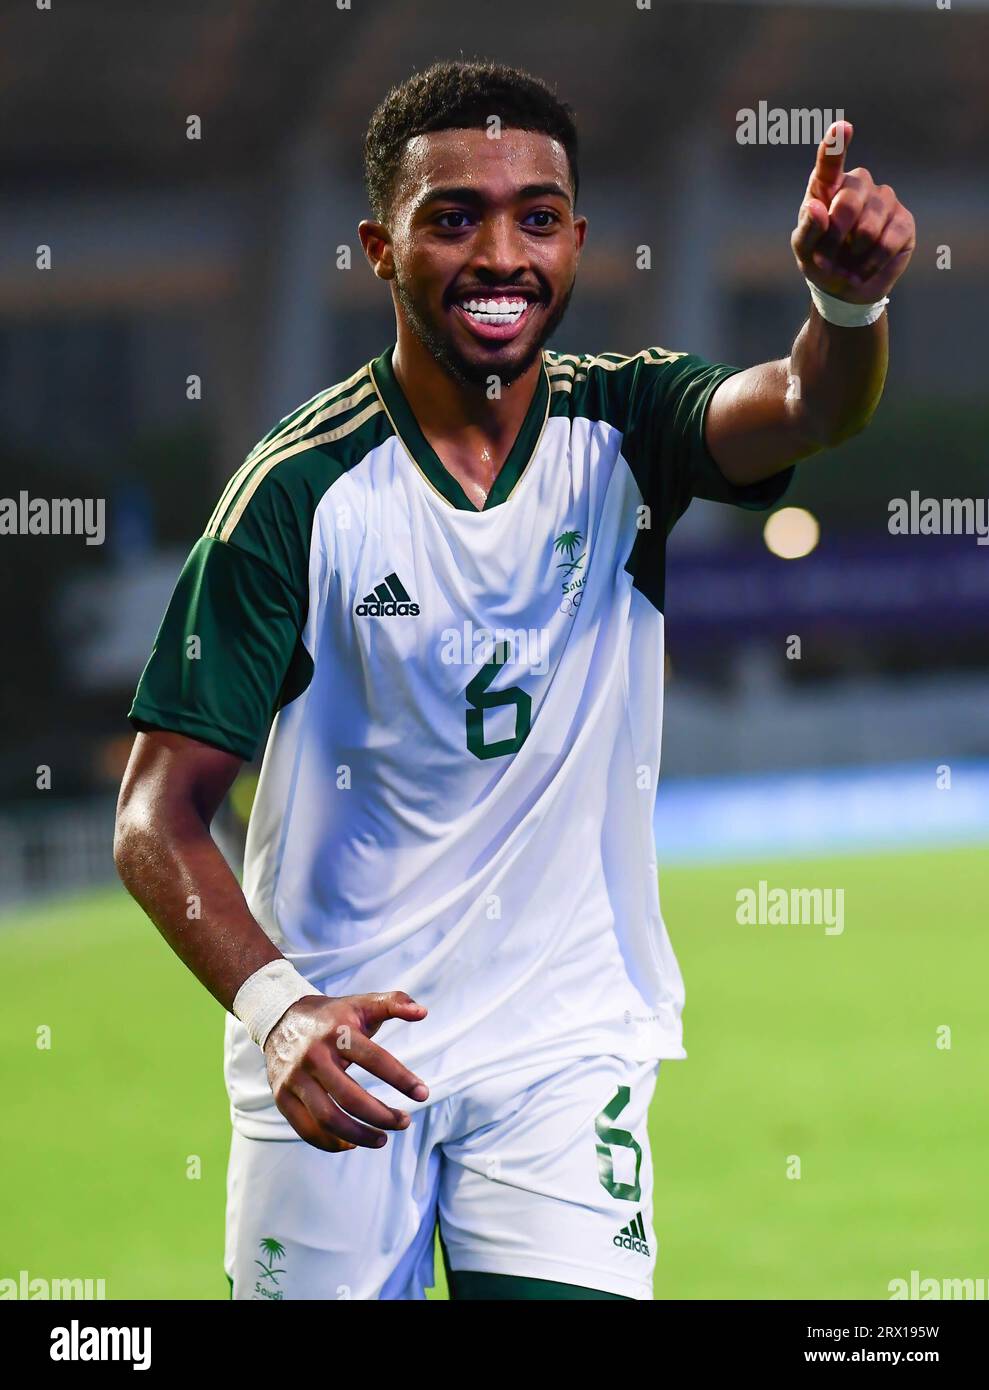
792, 121, 915, 306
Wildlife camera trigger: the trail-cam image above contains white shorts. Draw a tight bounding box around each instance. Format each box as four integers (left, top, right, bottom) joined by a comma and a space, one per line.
225, 1054, 661, 1301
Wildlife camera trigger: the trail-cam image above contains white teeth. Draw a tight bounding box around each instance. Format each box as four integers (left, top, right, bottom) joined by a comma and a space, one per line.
459, 297, 528, 325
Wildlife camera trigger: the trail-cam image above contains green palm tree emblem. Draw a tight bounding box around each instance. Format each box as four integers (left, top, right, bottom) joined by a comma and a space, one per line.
554, 529, 583, 559
255, 1237, 286, 1283
554, 529, 585, 576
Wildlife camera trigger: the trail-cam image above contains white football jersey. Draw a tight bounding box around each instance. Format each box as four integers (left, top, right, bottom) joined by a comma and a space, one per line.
130, 343, 791, 1137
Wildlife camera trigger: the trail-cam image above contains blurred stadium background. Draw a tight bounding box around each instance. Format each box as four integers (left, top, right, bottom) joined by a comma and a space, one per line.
2, 0, 987, 1299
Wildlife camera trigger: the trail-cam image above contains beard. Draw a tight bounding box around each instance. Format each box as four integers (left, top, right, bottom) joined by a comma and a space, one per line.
393, 273, 577, 390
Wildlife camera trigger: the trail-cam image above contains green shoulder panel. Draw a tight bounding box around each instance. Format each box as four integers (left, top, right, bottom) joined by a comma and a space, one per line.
205, 360, 391, 576
546, 347, 793, 613
128, 359, 392, 760
545, 346, 681, 437
129, 534, 308, 760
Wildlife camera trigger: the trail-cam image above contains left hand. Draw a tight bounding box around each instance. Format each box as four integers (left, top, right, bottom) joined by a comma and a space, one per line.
791, 121, 915, 306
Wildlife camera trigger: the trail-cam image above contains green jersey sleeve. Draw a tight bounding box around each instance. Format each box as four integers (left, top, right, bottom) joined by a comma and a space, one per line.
128, 534, 308, 761
621, 349, 794, 534
597, 346, 796, 614
128, 405, 354, 760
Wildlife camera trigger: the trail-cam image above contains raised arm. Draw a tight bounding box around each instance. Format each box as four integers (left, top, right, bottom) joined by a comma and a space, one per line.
706, 120, 916, 486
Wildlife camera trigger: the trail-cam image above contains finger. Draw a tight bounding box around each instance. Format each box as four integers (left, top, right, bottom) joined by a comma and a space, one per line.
278, 1089, 357, 1153
345, 1031, 430, 1102
357, 990, 429, 1034
850, 218, 915, 286
843, 189, 896, 261
791, 198, 829, 262
851, 209, 911, 274
808, 120, 853, 198
305, 1040, 413, 1130
816, 174, 869, 257
292, 1072, 391, 1149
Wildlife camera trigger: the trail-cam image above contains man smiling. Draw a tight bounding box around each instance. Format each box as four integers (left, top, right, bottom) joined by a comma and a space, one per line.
115, 59, 914, 1300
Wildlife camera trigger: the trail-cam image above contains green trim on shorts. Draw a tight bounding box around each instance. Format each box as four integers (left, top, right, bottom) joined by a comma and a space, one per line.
447, 1270, 632, 1301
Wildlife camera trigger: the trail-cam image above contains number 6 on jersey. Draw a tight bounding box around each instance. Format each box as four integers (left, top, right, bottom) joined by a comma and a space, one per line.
465, 640, 532, 760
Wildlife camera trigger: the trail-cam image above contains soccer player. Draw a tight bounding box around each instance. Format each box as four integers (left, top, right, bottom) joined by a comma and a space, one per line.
114, 60, 914, 1300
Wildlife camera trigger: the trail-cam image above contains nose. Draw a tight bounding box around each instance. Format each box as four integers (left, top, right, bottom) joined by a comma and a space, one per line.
470, 211, 528, 282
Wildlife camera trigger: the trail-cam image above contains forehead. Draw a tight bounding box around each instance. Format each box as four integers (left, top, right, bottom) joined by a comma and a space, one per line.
396, 127, 571, 209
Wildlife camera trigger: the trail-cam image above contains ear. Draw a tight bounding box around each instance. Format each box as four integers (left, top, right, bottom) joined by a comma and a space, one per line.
357, 220, 394, 280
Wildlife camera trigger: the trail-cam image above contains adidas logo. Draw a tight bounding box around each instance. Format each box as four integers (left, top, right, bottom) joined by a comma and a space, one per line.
355, 572, 420, 618
613, 1211, 651, 1256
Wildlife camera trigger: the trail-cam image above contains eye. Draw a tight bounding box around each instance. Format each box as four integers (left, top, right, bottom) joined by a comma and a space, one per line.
524, 209, 560, 229
435, 210, 475, 230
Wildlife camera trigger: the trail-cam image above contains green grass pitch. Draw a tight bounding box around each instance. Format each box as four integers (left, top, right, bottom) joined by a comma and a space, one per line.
2, 844, 986, 1300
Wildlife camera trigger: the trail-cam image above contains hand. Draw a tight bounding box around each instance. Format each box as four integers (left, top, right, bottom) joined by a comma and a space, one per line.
263, 990, 429, 1153
791, 121, 915, 306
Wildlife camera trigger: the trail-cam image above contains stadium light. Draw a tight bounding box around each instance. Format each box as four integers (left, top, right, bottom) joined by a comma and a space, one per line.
763, 506, 820, 559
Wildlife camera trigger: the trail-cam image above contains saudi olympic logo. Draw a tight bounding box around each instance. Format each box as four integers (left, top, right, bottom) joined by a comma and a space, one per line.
554, 528, 586, 616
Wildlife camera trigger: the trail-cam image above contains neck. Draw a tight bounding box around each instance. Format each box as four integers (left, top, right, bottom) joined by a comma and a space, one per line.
391, 325, 543, 507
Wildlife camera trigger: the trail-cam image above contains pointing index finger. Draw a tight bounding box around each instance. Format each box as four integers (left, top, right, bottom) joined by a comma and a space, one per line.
810, 120, 853, 197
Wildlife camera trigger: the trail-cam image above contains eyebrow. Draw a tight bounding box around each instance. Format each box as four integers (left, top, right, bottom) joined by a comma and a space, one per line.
412, 181, 572, 216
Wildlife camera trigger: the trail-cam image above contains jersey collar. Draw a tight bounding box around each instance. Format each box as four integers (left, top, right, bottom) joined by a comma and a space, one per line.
369, 342, 550, 512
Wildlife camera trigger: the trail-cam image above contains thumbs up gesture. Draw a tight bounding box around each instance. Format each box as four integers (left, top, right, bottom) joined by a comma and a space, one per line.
791, 121, 915, 306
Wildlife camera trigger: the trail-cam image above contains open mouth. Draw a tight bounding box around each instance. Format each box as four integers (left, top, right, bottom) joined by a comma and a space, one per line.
451, 293, 539, 342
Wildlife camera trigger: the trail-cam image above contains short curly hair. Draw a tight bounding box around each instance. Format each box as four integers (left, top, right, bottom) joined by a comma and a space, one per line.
363, 58, 580, 225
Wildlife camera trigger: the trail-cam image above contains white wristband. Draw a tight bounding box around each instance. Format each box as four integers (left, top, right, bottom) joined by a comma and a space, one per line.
232, 959, 321, 1049
805, 277, 889, 327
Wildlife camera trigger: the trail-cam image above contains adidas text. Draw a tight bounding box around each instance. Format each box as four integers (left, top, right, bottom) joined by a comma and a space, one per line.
355, 600, 420, 617
614, 1231, 650, 1255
